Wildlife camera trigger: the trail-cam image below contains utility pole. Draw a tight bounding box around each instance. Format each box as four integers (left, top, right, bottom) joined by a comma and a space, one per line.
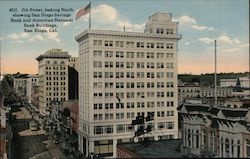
214, 40, 217, 106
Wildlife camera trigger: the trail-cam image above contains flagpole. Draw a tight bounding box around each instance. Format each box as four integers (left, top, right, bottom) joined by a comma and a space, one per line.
89, 1, 91, 30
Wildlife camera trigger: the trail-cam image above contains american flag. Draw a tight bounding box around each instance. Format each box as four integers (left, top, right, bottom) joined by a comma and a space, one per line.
75, 3, 91, 20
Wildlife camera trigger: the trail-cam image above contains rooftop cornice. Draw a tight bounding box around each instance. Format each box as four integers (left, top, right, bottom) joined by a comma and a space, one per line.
75, 29, 182, 42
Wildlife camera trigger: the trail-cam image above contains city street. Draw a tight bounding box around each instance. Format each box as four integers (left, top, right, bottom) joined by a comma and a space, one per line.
11, 106, 68, 159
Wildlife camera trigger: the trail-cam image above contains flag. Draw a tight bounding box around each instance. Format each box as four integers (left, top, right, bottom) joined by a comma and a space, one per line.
76, 3, 91, 20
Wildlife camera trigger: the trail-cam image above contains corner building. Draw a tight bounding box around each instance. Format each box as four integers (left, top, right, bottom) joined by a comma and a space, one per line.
76, 12, 182, 157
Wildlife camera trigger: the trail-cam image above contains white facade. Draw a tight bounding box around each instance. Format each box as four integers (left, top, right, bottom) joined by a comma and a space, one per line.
36, 49, 70, 114
13, 78, 27, 98
76, 12, 181, 157
26, 74, 39, 103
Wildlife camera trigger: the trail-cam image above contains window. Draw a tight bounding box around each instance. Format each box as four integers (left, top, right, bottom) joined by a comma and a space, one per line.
116, 51, 124, 58
93, 40, 102, 46
156, 28, 164, 34
94, 140, 113, 157
166, 29, 174, 34
126, 41, 134, 48
166, 43, 174, 49
146, 42, 154, 48
115, 41, 124, 47
126, 52, 135, 58
104, 51, 113, 57
104, 41, 113, 47
136, 42, 144, 48
156, 43, 164, 49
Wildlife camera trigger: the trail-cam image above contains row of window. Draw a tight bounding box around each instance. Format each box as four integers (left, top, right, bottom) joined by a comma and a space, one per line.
93, 50, 174, 59
93, 72, 174, 78
94, 82, 174, 89
94, 111, 174, 121
93, 122, 174, 135
93, 40, 175, 49
156, 28, 174, 34
46, 77, 66, 80
93, 101, 174, 110
46, 82, 66, 86
46, 67, 66, 70
46, 61, 66, 65
45, 71, 67, 75
46, 87, 66, 91
46, 92, 66, 96
94, 61, 174, 69
93, 91, 174, 99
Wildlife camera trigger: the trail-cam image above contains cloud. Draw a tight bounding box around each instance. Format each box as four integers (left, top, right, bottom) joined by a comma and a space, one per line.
0, 37, 3, 41
28, 34, 45, 42
224, 48, 240, 53
7, 33, 20, 40
217, 35, 233, 44
192, 25, 214, 31
176, 15, 214, 31
178, 15, 196, 25
6, 30, 59, 43
20, 32, 30, 38
238, 43, 249, 47
92, 4, 117, 24
197, 35, 241, 45
197, 37, 214, 44
233, 38, 240, 44
63, 22, 72, 26
75, 4, 145, 32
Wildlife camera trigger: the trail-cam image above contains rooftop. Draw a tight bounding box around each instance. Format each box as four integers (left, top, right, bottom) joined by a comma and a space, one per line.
36, 49, 71, 61
117, 139, 183, 158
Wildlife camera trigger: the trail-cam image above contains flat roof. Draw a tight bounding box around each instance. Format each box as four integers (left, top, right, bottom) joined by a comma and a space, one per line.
118, 139, 183, 158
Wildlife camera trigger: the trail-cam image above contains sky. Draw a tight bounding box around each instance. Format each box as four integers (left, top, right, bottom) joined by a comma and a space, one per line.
0, 0, 249, 75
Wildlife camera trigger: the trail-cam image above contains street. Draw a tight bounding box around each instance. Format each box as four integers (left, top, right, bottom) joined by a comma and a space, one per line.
11, 106, 68, 159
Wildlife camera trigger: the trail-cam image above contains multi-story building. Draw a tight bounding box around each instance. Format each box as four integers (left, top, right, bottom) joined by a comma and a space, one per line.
178, 84, 201, 104
76, 12, 181, 157
199, 86, 233, 98
26, 74, 39, 103
13, 78, 27, 98
68, 57, 79, 100
36, 49, 71, 114
178, 99, 250, 158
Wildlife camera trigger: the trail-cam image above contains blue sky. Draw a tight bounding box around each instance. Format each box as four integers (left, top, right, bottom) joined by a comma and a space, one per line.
0, 0, 249, 74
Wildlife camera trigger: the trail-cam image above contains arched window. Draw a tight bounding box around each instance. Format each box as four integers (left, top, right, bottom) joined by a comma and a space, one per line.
46, 61, 50, 64
60, 61, 65, 65
53, 61, 57, 65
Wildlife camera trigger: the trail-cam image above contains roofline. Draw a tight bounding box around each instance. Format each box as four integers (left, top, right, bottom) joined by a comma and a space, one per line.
75, 29, 182, 42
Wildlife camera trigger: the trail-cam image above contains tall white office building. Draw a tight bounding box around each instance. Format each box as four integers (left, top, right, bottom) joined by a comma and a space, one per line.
36, 49, 71, 114
76, 12, 181, 157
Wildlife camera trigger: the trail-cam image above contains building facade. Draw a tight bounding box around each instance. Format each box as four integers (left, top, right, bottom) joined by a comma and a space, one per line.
26, 74, 39, 103
178, 101, 250, 158
13, 78, 26, 98
76, 12, 181, 157
36, 49, 71, 114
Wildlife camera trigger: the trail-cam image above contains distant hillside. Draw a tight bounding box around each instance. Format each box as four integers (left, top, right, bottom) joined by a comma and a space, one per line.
178, 72, 250, 86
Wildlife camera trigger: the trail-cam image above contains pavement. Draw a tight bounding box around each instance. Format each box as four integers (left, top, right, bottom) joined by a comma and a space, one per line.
11, 105, 69, 159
